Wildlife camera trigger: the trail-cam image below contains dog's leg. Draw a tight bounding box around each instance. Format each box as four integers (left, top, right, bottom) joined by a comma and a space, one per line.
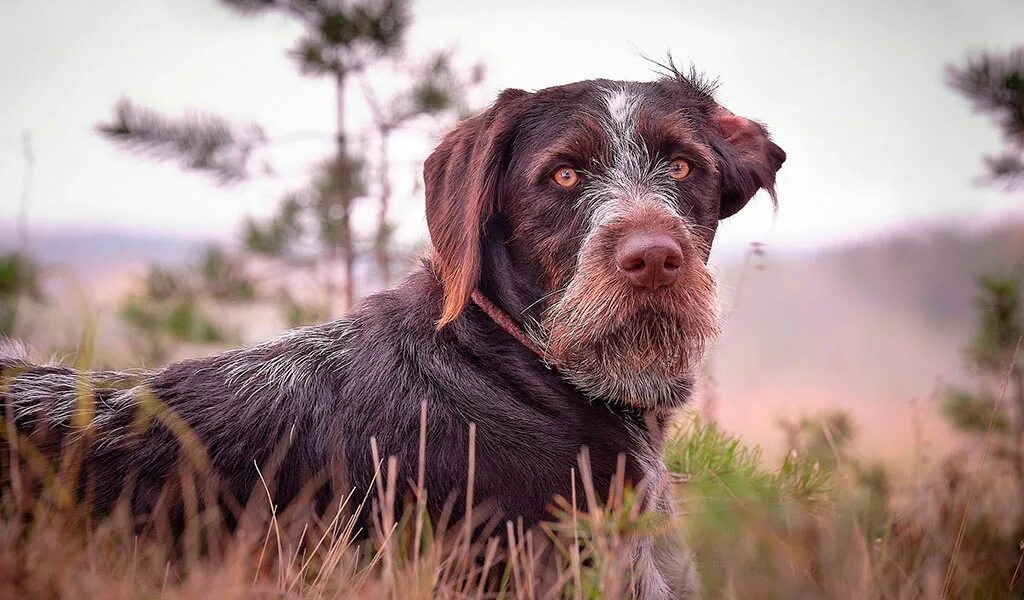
634, 535, 674, 599
630, 476, 701, 599
650, 520, 701, 599
628, 411, 700, 600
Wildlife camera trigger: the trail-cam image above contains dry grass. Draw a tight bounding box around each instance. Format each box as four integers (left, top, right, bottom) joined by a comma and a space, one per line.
1, 369, 1023, 599
0, 382, 665, 600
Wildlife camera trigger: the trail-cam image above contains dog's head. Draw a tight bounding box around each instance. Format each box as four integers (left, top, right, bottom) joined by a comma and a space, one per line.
424, 71, 785, 409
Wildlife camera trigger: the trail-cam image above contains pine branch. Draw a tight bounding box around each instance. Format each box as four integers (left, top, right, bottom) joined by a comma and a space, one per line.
948, 48, 1024, 188
982, 150, 1024, 190
219, 0, 279, 15
948, 48, 1024, 140
97, 98, 265, 185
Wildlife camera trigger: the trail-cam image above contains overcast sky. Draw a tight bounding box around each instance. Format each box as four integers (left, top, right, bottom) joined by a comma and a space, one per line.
1, 0, 1023, 255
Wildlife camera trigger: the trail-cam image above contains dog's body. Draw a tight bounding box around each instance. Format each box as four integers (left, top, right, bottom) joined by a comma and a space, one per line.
3, 270, 660, 525
1, 70, 784, 599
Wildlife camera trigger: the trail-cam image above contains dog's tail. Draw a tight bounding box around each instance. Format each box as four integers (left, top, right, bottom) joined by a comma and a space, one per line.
0, 338, 128, 447
0, 336, 29, 366
0, 337, 32, 422
0, 326, 351, 518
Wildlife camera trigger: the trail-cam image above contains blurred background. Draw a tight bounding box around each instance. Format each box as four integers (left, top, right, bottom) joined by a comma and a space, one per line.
1, 0, 1023, 479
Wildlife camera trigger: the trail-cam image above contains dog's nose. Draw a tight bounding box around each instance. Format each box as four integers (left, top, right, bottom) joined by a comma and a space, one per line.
615, 232, 684, 289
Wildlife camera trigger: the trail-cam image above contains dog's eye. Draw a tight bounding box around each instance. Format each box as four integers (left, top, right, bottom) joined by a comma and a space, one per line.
668, 158, 691, 180
552, 166, 579, 188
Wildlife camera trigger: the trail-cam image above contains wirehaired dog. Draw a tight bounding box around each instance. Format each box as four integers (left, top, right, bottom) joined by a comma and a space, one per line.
1, 67, 784, 598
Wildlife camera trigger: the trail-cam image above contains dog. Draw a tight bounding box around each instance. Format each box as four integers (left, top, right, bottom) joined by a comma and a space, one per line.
0, 66, 784, 598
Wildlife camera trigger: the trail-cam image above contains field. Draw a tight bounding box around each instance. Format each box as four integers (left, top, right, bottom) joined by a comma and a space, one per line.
3, 0, 1024, 596
1, 346, 1022, 598
3, 220, 1024, 598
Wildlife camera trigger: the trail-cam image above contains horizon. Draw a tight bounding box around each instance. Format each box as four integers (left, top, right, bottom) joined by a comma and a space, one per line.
2, 0, 1023, 256
4, 201, 1023, 269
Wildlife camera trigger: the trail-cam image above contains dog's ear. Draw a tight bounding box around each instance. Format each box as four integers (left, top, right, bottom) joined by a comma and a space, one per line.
711, 107, 786, 219
425, 88, 528, 328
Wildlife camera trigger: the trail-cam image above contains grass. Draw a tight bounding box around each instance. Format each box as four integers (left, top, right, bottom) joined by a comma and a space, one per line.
1, 362, 1023, 599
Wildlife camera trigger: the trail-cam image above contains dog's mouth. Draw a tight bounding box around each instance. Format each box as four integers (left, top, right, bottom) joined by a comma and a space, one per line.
538, 252, 720, 409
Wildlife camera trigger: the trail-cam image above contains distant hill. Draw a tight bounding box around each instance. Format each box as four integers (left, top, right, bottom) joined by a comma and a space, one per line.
709, 214, 1024, 466
0, 225, 206, 271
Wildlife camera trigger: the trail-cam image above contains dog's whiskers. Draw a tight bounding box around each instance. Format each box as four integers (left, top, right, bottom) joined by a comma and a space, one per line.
520, 286, 568, 316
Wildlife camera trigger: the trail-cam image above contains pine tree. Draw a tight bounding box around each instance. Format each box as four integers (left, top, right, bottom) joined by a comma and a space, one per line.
222, 0, 409, 313
97, 0, 479, 334
946, 47, 1024, 522
941, 275, 1024, 528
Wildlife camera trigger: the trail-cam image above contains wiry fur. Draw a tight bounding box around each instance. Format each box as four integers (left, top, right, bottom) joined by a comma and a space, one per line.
1, 73, 786, 600
544, 199, 721, 409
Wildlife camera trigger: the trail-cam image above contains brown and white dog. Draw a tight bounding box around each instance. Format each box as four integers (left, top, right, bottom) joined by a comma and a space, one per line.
1, 67, 784, 598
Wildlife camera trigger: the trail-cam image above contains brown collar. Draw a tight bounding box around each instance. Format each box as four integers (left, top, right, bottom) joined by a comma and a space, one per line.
471, 290, 551, 364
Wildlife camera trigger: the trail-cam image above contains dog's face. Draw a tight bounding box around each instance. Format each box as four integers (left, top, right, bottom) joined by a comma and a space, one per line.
425, 73, 785, 409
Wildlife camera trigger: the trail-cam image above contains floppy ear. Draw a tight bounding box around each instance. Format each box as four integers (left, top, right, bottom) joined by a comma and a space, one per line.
711, 107, 787, 219
425, 88, 528, 328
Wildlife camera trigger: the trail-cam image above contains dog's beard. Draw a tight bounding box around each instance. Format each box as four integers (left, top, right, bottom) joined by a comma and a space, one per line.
542, 251, 720, 410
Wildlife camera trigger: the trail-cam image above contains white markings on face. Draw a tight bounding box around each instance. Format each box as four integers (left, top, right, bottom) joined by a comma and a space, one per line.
578, 85, 683, 236
606, 88, 637, 131
601, 85, 644, 191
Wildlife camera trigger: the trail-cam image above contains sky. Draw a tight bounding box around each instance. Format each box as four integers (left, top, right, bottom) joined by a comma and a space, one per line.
1, 0, 1023, 255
